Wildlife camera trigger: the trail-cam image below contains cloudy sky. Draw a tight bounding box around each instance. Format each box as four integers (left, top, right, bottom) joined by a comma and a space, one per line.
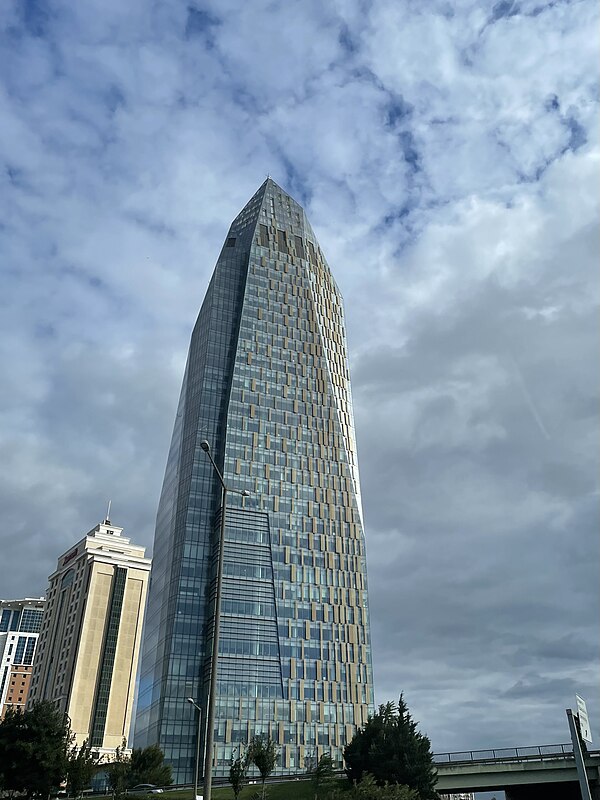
1, 0, 598, 755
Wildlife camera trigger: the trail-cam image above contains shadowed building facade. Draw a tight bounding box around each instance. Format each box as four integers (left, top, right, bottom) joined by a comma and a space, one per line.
134, 179, 373, 781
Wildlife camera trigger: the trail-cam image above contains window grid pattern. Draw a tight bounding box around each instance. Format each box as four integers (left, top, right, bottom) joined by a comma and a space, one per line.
23, 637, 36, 665
215, 183, 373, 773
204, 507, 282, 705
90, 566, 127, 747
134, 180, 373, 782
134, 186, 262, 775
13, 637, 27, 665
19, 609, 43, 633
0, 666, 8, 705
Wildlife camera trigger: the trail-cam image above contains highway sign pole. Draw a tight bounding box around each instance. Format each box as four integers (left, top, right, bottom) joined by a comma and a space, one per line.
566, 708, 592, 800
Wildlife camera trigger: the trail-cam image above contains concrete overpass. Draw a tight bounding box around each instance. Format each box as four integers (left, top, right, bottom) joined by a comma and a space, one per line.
434, 743, 600, 799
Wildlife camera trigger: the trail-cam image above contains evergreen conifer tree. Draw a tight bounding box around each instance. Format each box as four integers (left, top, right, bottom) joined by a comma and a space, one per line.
128, 744, 173, 787
0, 702, 71, 799
344, 696, 438, 800
311, 753, 336, 799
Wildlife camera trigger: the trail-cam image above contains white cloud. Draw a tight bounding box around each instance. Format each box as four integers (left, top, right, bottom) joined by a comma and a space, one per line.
0, 0, 598, 750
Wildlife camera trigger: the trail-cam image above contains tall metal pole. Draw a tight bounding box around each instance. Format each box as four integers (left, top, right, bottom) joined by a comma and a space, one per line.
566, 708, 592, 800
199, 439, 249, 800
187, 698, 202, 800
203, 482, 227, 800
194, 708, 201, 800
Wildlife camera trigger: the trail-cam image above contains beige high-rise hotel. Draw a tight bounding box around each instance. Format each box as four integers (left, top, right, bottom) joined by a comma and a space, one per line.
28, 518, 151, 755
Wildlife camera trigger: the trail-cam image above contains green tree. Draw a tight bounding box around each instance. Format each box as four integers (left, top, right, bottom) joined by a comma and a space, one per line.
329, 773, 419, 799
228, 746, 249, 799
106, 740, 130, 799
248, 735, 279, 800
128, 744, 173, 787
344, 696, 438, 800
0, 702, 70, 799
67, 738, 102, 797
311, 753, 337, 799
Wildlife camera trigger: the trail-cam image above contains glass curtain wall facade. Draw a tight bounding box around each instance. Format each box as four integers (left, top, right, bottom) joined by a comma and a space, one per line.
134, 179, 373, 781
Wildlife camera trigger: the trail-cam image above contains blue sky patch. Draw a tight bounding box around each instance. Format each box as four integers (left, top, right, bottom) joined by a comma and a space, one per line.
185, 6, 220, 42
20, 0, 51, 38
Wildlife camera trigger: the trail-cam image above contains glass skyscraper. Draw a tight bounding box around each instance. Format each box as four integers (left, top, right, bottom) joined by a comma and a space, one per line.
134, 179, 373, 781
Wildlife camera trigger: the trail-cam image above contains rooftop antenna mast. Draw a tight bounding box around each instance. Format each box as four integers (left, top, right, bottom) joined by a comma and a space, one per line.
105, 499, 111, 524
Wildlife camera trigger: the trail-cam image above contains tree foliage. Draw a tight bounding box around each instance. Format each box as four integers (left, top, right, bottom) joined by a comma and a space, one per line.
106, 740, 130, 799
311, 753, 337, 799
329, 773, 420, 800
0, 702, 70, 798
228, 746, 249, 800
129, 743, 173, 788
247, 735, 279, 799
344, 697, 438, 800
67, 738, 102, 797
0, 703, 170, 800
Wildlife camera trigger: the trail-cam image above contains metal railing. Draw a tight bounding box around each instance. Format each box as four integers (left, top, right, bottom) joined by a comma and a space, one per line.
433, 743, 577, 765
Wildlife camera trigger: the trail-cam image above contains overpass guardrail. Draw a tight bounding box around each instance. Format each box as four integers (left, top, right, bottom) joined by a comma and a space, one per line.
433, 743, 582, 765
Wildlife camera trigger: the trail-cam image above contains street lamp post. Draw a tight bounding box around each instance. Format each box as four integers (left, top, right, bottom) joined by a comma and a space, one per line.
200, 439, 249, 800
187, 698, 202, 800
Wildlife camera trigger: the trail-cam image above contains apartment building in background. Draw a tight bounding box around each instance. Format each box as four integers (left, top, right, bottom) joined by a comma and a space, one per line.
28, 518, 151, 755
0, 597, 45, 718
